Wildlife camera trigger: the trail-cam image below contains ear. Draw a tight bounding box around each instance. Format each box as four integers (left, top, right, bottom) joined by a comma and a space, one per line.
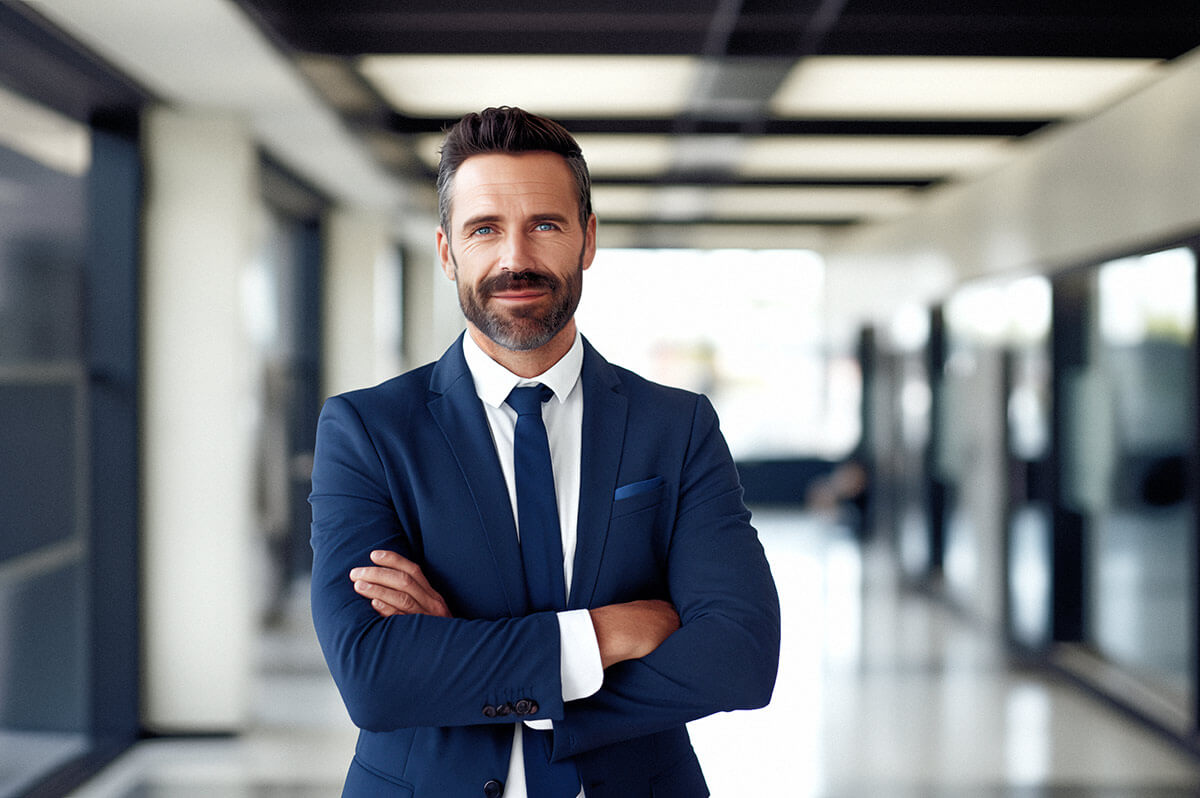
435, 226, 456, 281
581, 213, 598, 271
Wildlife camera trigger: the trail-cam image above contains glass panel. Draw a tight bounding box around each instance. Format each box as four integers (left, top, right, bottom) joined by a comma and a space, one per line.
1078, 247, 1196, 708
0, 93, 91, 794
1004, 277, 1053, 649
579, 248, 852, 459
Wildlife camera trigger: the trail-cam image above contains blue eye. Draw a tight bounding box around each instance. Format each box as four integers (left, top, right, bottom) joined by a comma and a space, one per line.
473, 226, 494, 236
535, 222, 558, 231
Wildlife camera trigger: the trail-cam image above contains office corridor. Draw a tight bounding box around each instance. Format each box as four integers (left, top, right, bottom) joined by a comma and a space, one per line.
66, 510, 1200, 798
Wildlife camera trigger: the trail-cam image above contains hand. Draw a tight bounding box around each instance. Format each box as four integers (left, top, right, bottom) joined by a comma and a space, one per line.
589, 599, 680, 669
350, 550, 452, 619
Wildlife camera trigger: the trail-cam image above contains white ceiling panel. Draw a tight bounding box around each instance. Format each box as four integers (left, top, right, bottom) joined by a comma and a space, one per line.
707, 186, 917, 219
771, 56, 1163, 120
0, 84, 90, 175
417, 132, 679, 178
594, 184, 917, 222
359, 55, 700, 118
738, 136, 1015, 179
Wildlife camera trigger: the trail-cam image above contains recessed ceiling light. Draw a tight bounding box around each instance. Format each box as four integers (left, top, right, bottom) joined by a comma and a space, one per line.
359, 55, 699, 118
414, 132, 678, 177
0, 85, 89, 176
771, 56, 1162, 120
739, 136, 1014, 178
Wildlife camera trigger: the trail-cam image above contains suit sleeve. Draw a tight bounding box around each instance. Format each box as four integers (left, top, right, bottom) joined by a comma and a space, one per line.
309, 394, 564, 732
552, 394, 781, 759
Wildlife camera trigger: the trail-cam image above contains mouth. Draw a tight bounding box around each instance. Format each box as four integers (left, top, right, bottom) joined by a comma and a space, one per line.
483, 271, 558, 302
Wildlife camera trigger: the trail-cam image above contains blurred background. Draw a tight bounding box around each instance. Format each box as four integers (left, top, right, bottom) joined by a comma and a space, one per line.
4, 1, 1200, 795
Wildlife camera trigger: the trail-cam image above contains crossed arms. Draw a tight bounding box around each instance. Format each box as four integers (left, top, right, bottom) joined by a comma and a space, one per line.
351, 549, 681, 669
309, 387, 780, 757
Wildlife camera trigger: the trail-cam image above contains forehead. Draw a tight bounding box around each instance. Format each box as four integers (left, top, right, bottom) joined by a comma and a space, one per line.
449, 152, 577, 223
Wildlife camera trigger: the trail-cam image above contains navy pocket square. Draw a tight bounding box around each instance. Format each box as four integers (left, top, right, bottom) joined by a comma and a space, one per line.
613, 476, 665, 501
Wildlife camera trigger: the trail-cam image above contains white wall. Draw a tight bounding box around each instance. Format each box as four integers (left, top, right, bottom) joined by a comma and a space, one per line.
823, 46, 1200, 334
399, 215, 465, 371
322, 209, 401, 397
140, 109, 259, 732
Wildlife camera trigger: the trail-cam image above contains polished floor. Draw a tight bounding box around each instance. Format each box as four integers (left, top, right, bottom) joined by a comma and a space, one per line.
65, 510, 1200, 797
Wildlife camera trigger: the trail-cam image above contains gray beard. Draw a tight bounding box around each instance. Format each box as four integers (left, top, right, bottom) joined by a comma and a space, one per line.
454, 259, 584, 352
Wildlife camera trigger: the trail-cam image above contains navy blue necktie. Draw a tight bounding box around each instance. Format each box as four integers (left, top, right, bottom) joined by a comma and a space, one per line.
505, 385, 579, 798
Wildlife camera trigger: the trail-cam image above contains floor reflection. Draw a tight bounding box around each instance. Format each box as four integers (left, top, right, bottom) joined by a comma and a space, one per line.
69, 509, 1200, 798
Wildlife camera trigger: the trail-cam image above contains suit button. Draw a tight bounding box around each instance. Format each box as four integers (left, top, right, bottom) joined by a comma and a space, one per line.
496, 702, 514, 716
482, 704, 497, 718
483, 778, 504, 797
514, 699, 533, 716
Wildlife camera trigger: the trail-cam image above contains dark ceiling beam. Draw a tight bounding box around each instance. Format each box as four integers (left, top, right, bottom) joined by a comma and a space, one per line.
730, 13, 1200, 59
592, 175, 939, 188
0, 3, 150, 124
380, 111, 1049, 138
603, 216, 861, 226
234, 2, 1200, 59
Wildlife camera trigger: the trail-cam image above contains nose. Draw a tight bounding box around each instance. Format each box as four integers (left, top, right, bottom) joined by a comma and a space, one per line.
498, 231, 534, 271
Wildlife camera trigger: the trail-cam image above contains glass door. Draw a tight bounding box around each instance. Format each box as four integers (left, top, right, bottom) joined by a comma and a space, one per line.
1059, 246, 1197, 733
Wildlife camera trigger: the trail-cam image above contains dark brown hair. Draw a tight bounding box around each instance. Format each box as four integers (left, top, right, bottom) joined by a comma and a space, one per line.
437, 106, 592, 232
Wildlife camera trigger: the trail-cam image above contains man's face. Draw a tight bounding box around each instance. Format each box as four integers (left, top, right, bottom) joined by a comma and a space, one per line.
436, 152, 596, 353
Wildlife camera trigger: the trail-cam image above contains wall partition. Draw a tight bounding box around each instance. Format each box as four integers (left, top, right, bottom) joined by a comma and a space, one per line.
1052, 243, 1199, 737
0, 5, 145, 795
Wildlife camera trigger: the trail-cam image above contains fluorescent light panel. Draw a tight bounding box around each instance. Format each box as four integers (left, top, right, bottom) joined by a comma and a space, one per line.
771, 56, 1162, 120
416, 132, 678, 177
596, 223, 829, 251
593, 185, 916, 221
359, 55, 699, 118
0, 85, 90, 176
738, 136, 1013, 178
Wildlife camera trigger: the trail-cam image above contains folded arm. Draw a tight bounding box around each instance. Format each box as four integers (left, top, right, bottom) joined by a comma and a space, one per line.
552, 396, 782, 759
352, 549, 681, 669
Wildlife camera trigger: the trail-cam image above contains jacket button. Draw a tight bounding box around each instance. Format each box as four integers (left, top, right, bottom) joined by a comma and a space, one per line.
482, 704, 497, 718
496, 702, 514, 716
483, 778, 504, 797
514, 699, 533, 715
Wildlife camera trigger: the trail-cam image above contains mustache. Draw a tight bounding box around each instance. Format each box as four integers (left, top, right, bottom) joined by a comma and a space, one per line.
481, 270, 560, 295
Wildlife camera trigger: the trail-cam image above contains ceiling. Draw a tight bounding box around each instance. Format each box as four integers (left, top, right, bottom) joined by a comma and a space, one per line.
202, 2, 1200, 247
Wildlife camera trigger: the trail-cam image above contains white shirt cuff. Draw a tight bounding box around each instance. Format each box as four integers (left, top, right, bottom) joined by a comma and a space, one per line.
525, 609, 603, 731
558, 608, 603, 701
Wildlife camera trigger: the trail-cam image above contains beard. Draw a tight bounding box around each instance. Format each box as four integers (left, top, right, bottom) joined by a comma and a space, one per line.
454, 254, 585, 352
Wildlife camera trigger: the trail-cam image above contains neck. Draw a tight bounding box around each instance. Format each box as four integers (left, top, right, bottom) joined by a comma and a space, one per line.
467, 320, 577, 379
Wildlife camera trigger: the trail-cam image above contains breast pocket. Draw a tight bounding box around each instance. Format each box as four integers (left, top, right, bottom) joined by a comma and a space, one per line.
611, 476, 666, 518
603, 477, 670, 598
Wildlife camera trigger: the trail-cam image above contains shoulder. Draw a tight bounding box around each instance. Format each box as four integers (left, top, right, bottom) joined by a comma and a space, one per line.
324, 362, 441, 432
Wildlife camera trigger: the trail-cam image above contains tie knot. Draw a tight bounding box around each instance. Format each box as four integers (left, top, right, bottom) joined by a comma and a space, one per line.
506, 384, 554, 416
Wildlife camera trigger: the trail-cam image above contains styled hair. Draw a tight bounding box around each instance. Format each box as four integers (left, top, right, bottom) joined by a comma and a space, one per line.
436, 106, 592, 233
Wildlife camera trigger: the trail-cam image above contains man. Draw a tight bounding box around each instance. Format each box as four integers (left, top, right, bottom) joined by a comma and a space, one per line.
309, 106, 780, 798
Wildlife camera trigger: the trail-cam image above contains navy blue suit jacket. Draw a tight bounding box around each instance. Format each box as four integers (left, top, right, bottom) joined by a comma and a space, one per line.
309, 336, 780, 797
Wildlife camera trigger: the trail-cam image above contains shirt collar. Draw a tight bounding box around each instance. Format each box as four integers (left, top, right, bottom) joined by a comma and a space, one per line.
462, 329, 584, 410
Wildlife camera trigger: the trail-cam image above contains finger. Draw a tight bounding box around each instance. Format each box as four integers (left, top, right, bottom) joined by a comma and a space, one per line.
353, 578, 426, 615
371, 598, 400, 617
351, 565, 446, 614
367, 551, 451, 614
369, 550, 446, 600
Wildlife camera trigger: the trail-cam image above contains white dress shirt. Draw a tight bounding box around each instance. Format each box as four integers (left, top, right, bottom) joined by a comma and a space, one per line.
461, 330, 603, 798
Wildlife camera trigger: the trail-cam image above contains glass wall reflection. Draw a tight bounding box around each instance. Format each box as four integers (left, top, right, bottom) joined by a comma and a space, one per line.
0, 88, 93, 795
1063, 247, 1196, 710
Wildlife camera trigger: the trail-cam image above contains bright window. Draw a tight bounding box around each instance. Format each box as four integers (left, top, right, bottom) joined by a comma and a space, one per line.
576, 248, 858, 460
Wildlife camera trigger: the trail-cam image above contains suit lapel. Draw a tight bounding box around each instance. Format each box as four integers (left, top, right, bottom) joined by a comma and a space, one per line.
569, 340, 627, 610
427, 336, 530, 617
